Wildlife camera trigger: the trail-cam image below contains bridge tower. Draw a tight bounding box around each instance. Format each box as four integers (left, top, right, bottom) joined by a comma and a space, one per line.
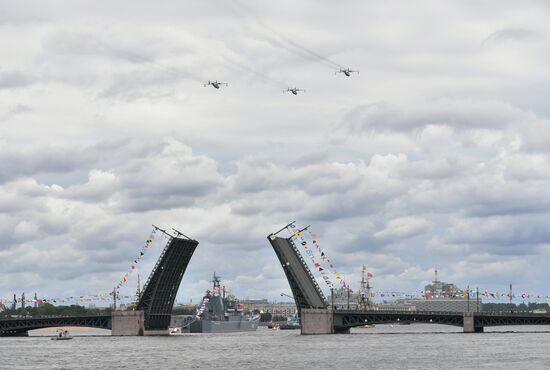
136, 228, 198, 333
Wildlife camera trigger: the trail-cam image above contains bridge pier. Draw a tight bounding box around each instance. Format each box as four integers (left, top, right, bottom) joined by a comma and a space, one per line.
111, 311, 145, 336
300, 308, 334, 334
463, 312, 484, 333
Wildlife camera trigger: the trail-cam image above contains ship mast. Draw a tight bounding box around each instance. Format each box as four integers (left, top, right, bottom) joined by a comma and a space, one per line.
360, 265, 372, 309
136, 273, 141, 301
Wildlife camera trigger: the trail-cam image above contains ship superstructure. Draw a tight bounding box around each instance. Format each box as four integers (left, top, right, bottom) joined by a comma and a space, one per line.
190, 273, 259, 333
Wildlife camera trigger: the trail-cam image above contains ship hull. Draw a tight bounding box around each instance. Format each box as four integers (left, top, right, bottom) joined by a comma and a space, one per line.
189, 319, 259, 333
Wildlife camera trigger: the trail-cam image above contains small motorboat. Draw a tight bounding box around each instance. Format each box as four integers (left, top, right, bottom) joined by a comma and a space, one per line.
169, 327, 183, 335
51, 329, 72, 340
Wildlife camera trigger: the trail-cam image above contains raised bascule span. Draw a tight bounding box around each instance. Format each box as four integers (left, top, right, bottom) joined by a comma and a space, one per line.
267, 230, 328, 316
4, 224, 550, 336
0, 227, 198, 336
267, 223, 550, 334
136, 231, 198, 332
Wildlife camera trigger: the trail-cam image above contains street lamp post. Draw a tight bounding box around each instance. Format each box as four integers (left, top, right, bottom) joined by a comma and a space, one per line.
280, 293, 293, 300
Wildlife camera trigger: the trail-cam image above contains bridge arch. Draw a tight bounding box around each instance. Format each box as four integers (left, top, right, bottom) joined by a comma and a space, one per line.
1, 231, 199, 336
0, 315, 111, 336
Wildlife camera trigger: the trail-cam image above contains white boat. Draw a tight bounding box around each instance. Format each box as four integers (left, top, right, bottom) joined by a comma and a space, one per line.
169, 327, 183, 335
51, 329, 72, 340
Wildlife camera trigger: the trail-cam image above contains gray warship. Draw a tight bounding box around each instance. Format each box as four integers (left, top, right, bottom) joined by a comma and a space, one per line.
190, 274, 260, 333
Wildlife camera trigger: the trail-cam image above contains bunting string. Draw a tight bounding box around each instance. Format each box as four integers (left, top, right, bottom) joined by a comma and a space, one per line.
196, 297, 210, 318
114, 227, 157, 290
0, 228, 160, 307
288, 223, 337, 288
308, 228, 343, 285
0, 293, 134, 306
327, 289, 550, 302
4, 289, 550, 307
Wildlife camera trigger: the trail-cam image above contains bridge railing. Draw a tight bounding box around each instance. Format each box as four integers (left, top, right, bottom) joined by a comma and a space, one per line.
0, 313, 112, 320
332, 309, 550, 317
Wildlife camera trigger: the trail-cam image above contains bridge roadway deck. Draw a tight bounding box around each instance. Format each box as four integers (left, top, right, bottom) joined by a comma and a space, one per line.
0, 314, 111, 336
333, 310, 550, 331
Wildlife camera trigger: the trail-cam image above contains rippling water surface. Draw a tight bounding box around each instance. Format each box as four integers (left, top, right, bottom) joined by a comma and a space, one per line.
2, 325, 550, 369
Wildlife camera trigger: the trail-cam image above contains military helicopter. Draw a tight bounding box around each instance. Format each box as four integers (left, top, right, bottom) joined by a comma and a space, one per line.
335, 68, 359, 77
283, 87, 306, 95
204, 80, 228, 89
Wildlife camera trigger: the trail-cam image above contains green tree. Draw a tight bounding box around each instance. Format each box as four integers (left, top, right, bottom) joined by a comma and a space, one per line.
260, 312, 272, 322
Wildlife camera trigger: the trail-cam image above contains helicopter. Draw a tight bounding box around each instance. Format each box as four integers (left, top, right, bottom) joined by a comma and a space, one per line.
204, 80, 228, 89
335, 68, 359, 77
283, 87, 306, 95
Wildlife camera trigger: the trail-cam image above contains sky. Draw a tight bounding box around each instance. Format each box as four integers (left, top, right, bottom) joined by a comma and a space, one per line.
1, 0, 550, 305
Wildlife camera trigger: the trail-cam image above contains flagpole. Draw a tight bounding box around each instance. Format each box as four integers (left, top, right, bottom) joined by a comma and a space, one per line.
476, 287, 480, 313
467, 285, 470, 312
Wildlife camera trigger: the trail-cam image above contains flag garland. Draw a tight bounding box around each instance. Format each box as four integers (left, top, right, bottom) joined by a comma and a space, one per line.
196, 297, 210, 318
288, 223, 339, 288
114, 227, 157, 290
308, 228, 343, 285
4, 289, 550, 307
0, 293, 134, 305
0, 228, 160, 307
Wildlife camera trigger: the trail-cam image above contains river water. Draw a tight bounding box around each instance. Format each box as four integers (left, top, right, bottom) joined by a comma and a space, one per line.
1, 325, 550, 369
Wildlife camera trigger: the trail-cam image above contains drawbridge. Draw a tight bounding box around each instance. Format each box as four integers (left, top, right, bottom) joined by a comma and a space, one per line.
268, 223, 550, 334
0, 228, 198, 336
268, 226, 328, 316
137, 230, 198, 331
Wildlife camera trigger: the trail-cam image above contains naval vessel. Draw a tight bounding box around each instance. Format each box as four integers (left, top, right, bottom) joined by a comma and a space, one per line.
190, 274, 260, 333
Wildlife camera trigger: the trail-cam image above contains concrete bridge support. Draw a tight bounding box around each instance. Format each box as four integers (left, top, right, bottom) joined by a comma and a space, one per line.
111, 311, 144, 336
300, 308, 334, 334
463, 312, 484, 333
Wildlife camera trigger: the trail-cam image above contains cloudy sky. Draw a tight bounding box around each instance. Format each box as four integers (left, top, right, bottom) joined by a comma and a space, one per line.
2, 0, 550, 305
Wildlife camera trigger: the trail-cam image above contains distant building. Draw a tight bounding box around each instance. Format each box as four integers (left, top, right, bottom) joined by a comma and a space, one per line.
403, 268, 482, 312
423, 268, 461, 299
405, 298, 481, 312
328, 287, 360, 310
239, 299, 297, 317
173, 303, 196, 311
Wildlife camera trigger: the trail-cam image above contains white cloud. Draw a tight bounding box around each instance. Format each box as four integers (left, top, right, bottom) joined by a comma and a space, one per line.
1, 0, 550, 303
374, 217, 431, 241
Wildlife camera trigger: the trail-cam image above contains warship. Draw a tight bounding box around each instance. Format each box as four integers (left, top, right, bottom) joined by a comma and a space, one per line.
190, 274, 260, 333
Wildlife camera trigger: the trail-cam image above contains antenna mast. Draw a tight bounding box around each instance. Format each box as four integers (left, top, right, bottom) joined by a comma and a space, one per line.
136, 273, 142, 301
360, 265, 372, 309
